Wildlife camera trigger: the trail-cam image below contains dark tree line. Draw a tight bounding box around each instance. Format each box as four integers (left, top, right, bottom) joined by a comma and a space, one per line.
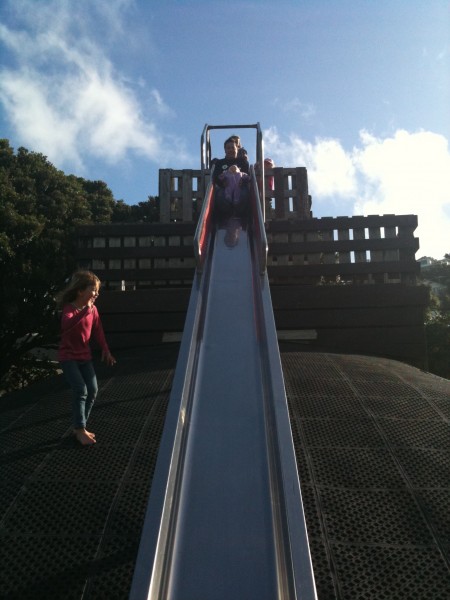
0, 139, 158, 391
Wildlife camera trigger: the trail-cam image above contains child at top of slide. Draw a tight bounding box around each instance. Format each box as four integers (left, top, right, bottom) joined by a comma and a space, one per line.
219, 164, 250, 205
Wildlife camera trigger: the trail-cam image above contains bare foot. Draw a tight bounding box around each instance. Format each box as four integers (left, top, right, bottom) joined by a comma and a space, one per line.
85, 430, 96, 439
73, 428, 96, 446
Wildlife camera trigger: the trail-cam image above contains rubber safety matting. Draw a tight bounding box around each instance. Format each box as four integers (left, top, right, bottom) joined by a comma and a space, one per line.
1, 347, 450, 599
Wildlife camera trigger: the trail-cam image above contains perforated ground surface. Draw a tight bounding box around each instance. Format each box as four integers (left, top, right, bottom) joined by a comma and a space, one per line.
1, 347, 450, 599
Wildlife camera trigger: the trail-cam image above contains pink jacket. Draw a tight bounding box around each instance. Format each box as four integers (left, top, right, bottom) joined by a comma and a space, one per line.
58, 304, 109, 362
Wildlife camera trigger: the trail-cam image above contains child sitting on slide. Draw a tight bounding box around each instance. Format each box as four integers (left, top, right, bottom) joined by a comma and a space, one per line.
219, 164, 250, 206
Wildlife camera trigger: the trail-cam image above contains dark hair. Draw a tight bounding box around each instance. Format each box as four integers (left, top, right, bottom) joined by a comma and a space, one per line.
224, 135, 240, 149
55, 270, 101, 308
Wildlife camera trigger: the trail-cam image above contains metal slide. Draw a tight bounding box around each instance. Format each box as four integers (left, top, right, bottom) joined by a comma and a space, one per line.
130, 128, 317, 600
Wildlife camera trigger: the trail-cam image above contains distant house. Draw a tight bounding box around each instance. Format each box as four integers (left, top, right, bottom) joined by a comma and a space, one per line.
418, 256, 435, 268
418, 256, 450, 268
419, 256, 449, 300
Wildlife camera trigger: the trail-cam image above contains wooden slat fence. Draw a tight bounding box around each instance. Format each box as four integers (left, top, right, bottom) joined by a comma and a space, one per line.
158, 167, 311, 222
267, 214, 419, 285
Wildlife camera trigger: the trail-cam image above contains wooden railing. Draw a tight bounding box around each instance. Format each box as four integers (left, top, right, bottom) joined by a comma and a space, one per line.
158, 167, 311, 223
76, 222, 197, 289
268, 167, 311, 220
266, 214, 420, 285
158, 169, 208, 223
76, 214, 420, 288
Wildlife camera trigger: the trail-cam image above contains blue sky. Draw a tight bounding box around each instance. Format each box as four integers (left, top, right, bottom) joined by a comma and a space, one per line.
0, 0, 449, 258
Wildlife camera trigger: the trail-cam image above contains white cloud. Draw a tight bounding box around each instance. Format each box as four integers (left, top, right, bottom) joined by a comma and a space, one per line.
264, 126, 357, 198
265, 127, 450, 259
272, 97, 316, 120
150, 89, 176, 118
0, 0, 186, 172
354, 129, 450, 259
1, 70, 81, 166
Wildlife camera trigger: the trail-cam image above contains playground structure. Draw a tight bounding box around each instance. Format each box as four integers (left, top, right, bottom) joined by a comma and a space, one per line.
129, 123, 317, 598
77, 125, 427, 369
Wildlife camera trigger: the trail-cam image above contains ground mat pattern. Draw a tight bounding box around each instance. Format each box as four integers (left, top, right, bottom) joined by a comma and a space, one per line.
1, 348, 450, 599
0, 346, 178, 600
284, 352, 450, 600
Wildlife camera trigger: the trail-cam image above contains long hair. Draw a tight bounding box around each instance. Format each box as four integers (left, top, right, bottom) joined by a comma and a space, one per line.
55, 270, 101, 309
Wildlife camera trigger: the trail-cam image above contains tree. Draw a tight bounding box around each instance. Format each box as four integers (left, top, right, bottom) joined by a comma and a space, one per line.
0, 140, 118, 391
111, 196, 160, 223
421, 257, 450, 379
131, 196, 160, 223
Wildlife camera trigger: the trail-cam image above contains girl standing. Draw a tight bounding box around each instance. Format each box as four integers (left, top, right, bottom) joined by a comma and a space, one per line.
56, 271, 116, 446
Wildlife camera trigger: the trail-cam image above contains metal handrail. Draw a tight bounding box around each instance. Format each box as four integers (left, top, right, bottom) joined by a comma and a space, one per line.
193, 169, 215, 272
201, 123, 260, 170
249, 165, 268, 275
200, 123, 265, 219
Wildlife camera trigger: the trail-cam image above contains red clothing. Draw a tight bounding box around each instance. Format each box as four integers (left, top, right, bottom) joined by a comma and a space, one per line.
58, 303, 109, 362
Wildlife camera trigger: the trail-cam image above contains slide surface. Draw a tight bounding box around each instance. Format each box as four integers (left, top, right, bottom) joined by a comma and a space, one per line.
130, 186, 316, 599
168, 220, 279, 598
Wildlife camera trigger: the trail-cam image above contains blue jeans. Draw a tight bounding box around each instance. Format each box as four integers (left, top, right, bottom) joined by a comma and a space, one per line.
61, 360, 98, 429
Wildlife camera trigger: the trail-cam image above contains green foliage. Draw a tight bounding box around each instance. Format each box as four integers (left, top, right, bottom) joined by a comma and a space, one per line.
0, 139, 129, 391
1, 352, 59, 394
111, 197, 160, 223
421, 257, 450, 379
426, 319, 450, 380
